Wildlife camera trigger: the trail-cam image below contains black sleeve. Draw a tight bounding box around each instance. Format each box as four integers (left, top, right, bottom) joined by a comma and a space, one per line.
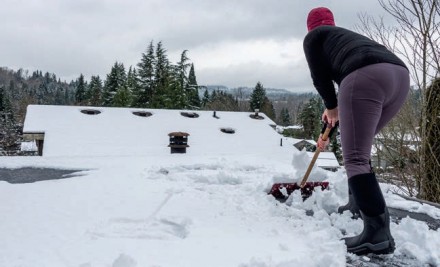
303, 31, 338, 109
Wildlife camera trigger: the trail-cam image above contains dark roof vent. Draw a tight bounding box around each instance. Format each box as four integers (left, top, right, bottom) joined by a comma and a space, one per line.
213, 111, 220, 119
132, 111, 153, 117
220, 127, 236, 134
80, 109, 101, 115
181, 112, 199, 118
249, 109, 264, 120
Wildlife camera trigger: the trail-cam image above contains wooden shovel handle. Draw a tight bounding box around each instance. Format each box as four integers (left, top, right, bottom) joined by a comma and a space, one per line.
300, 126, 332, 188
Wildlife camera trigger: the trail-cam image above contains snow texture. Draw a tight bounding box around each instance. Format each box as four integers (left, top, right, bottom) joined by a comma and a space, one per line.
0, 105, 438, 267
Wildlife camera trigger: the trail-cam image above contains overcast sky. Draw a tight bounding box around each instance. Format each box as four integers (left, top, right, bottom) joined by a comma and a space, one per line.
0, 0, 390, 92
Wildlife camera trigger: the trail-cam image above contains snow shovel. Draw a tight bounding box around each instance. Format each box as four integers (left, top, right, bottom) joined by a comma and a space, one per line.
269, 123, 338, 200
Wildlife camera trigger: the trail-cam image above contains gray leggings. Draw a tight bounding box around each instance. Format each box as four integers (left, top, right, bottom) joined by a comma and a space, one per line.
338, 63, 410, 178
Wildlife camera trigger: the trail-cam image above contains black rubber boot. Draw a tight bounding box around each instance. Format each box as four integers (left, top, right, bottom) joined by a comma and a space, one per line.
343, 173, 395, 255
344, 208, 395, 255
338, 159, 373, 217
337, 188, 361, 218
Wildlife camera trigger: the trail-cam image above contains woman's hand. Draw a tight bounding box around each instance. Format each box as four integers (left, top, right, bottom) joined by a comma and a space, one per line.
322, 107, 339, 128
317, 134, 330, 151
318, 107, 339, 150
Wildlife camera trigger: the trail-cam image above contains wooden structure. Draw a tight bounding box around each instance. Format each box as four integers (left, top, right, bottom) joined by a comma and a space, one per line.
23, 132, 45, 156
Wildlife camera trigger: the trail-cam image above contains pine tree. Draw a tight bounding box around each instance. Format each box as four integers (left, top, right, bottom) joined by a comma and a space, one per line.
187, 63, 201, 109
74, 74, 87, 105
204, 90, 240, 111
201, 88, 210, 107
249, 82, 266, 111
169, 50, 191, 109
261, 96, 276, 121
298, 95, 324, 140
210, 89, 218, 102
151, 41, 171, 108
88, 76, 103, 106
54, 87, 66, 105
103, 62, 126, 106
280, 107, 291, 126
177, 50, 190, 91
0, 86, 20, 155
165, 65, 185, 109
0, 86, 5, 113
136, 41, 156, 107
249, 82, 275, 120
113, 85, 132, 107
126, 67, 141, 107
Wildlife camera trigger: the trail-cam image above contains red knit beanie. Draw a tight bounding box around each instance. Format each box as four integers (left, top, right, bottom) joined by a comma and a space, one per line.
307, 7, 335, 31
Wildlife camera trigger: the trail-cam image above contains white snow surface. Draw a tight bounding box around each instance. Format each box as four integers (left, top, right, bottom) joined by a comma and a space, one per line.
0, 105, 439, 267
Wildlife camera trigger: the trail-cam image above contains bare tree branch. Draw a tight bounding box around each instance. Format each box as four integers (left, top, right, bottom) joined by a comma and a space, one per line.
356, 0, 440, 202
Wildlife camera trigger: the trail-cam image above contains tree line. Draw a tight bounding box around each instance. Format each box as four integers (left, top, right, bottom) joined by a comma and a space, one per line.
74, 41, 200, 110
0, 40, 321, 156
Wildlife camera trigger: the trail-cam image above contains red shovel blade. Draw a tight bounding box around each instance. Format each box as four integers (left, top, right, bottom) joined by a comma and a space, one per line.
269, 181, 329, 200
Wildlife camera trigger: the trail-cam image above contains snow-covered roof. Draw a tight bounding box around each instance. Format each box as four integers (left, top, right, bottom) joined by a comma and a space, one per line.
1, 105, 438, 267
23, 105, 282, 157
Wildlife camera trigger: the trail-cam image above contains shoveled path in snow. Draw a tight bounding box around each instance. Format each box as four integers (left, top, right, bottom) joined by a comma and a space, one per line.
389, 207, 440, 230
0, 167, 85, 183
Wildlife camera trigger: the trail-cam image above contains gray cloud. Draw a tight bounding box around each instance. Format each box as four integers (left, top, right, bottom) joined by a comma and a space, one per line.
0, 0, 389, 91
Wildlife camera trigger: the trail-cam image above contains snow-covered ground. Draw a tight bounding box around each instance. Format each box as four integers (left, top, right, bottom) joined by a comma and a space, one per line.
0, 105, 439, 267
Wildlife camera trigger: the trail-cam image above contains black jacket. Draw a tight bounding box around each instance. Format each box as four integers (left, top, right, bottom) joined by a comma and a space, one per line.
303, 26, 407, 109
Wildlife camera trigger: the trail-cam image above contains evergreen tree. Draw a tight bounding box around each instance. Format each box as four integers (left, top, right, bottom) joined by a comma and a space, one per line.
280, 107, 291, 126
9, 80, 17, 99
151, 41, 171, 108
113, 85, 132, 107
136, 41, 156, 107
36, 79, 48, 104
177, 50, 190, 92
74, 74, 87, 105
165, 65, 185, 109
298, 95, 324, 140
187, 63, 201, 109
0, 86, 6, 112
260, 96, 276, 121
88, 75, 103, 106
169, 50, 191, 109
201, 88, 210, 107
103, 62, 126, 106
126, 67, 141, 107
210, 89, 218, 102
249, 82, 275, 120
204, 90, 240, 111
0, 86, 20, 155
249, 82, 266, 111
54, 87, 66, 105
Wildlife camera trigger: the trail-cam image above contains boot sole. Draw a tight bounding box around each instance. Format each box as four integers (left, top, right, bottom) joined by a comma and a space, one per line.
348, 240, 395, 255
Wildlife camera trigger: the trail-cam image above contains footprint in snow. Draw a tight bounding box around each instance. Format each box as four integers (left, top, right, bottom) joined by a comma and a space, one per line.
88, 216, 192, 240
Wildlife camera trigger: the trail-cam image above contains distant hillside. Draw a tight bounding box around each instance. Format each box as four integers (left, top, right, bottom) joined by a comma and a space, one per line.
200, 85, 314, 100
